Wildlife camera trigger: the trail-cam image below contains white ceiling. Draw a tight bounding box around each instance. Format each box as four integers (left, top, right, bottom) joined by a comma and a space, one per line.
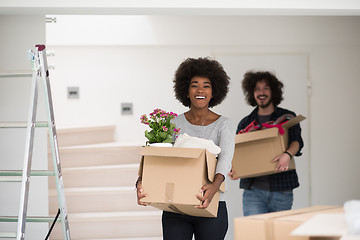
0, 0, 360, 15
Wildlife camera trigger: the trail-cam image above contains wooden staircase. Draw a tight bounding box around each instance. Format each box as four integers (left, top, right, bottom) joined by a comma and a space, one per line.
48, 126, 162, 239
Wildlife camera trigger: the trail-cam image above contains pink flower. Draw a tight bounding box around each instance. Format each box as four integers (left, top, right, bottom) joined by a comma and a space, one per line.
140, 108, 179, 143
173, 128, 180, 134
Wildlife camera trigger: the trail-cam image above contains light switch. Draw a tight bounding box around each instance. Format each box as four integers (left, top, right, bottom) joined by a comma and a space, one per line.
121, 102, 133, 115
67, 86, 79, 99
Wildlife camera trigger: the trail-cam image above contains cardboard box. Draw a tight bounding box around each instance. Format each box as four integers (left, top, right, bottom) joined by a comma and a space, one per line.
232, 115, 306, 178
138, 146, 224, 218
273, 207, 344, 240
234, 205, 340, 240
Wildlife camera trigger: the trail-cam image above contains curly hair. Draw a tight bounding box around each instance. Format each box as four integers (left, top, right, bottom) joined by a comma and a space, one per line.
242, 71, 284, 107
173, 57, 230, 108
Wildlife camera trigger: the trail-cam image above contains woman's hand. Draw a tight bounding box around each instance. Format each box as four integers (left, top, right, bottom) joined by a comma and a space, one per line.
136, 179, 149, 206
196, 173, 224, 209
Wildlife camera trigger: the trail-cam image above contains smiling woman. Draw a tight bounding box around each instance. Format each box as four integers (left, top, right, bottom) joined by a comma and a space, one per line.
136, 57, 236, 240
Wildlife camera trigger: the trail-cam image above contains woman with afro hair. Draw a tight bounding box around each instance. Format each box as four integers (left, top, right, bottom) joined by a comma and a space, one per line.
145, 57, 235, 240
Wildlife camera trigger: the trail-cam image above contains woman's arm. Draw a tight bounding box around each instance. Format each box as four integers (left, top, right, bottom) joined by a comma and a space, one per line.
197, 118, 236, 207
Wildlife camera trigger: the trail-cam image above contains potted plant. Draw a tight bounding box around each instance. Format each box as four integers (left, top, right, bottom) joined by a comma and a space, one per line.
140, 108, 180, 146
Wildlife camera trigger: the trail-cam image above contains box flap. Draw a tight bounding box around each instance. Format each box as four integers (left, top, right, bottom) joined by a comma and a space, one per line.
139, 146, 204, 159
235, 127, 279, 144
205, 150, 217, 182
291, 213, 346, 237
204, 150, 225, 192
282, 115, 306, 129
138, 157, 144, 177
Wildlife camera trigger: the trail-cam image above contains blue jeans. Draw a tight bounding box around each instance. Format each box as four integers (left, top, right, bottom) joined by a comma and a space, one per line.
243, 187, 293, 216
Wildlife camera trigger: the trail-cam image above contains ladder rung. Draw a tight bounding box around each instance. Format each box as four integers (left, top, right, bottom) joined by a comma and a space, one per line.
0, 72, 32, 78
0, 121, 48, 128
0, 216, 60, 223
0, 170, 55, 177
0, 232, 16, 238
0, 176, 22, 182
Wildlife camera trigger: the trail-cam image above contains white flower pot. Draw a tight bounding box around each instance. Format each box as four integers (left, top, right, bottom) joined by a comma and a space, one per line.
148, 143, 173, 147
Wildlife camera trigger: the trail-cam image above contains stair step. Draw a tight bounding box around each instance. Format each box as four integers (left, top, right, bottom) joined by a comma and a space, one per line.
53, 145, 143, 168
50, 211, 162, 239
56, 126, 116, 147
48, 164, 139, 188
49, 186, 154, 214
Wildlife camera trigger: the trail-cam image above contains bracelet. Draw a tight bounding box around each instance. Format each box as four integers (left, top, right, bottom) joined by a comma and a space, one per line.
284, 151, 292, 159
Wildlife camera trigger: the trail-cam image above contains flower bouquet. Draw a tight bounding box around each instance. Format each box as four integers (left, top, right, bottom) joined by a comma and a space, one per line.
140, 108, 180, 144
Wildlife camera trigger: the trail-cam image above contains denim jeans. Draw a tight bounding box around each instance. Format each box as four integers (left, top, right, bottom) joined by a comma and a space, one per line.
242, 187, 293, 216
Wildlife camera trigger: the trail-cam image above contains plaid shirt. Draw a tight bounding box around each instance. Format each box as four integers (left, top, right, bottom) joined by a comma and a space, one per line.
236, 106, 304, 191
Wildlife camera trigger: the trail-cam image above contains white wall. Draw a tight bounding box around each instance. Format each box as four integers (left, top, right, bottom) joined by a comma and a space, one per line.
45, 15, 360, 240
2, 14, 360, 239
0, 15, 49, 239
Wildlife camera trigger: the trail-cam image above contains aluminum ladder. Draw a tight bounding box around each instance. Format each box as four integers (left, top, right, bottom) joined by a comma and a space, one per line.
0, 44, 71, 239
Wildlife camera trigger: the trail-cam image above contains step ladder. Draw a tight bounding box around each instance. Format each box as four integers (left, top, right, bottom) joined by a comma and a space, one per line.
0, 45, 71, 239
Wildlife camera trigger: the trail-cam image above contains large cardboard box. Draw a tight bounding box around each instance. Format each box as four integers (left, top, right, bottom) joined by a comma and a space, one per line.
273, 207, 344, 240
232, 115, 306, 178
138, 146, 224, 217
234, 205, 340, 240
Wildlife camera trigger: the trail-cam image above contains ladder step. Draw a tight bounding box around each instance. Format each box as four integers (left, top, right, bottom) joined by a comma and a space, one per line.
0, 170, 55, 182
0, 121, 48, 128
0, 216, 60, 223
0, 176, 22, 182
0, 170, 55, 176
0, 72, 32, 78
0, 232, 16, 238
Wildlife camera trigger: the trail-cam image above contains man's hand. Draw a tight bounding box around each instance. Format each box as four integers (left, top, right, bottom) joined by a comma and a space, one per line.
272, 152, 291, 172
228, 171, 240, 180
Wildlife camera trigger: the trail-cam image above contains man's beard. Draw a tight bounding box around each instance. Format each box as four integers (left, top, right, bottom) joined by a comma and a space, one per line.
258, 98, 272, 109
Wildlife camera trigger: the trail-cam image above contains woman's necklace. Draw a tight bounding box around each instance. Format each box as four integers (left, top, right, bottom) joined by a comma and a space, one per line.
186, 111, 210, 126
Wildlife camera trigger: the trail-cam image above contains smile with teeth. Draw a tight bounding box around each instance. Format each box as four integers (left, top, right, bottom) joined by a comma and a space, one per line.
195, 96, 205, 99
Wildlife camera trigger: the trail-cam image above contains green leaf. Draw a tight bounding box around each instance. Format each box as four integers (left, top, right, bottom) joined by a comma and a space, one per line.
158, 131, 169, 139
145, 130, 155, 142
162, 134, 173, 143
